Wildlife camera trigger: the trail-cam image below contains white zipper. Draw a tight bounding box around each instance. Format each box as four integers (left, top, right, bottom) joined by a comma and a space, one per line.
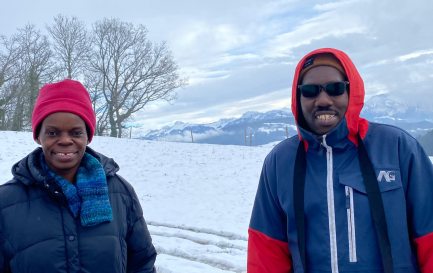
345, 186, 357, 262
322, 136, 339, 273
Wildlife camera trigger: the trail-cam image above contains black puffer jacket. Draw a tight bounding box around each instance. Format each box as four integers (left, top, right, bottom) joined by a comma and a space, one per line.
0, 147, 156, 273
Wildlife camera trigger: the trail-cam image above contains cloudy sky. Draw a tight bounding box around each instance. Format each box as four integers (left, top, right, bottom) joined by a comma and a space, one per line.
1, 0, 433, 132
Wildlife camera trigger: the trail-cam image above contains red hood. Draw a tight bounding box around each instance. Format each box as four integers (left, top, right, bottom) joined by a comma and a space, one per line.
291, 48, 368, 145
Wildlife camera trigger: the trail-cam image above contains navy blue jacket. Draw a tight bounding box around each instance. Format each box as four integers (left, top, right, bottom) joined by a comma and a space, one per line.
248, 48, 433, 273
0, 147, 156, 273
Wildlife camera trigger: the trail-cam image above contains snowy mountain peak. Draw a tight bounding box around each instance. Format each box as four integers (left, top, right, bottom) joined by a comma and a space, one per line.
141, 94, 433, 145
362, 93, 433, 122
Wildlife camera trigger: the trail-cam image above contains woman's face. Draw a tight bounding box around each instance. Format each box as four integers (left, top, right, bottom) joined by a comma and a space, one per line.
36, 112, 88, 182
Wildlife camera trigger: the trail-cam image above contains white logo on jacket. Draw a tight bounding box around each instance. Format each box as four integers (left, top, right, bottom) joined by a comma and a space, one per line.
377, 171, 396, 182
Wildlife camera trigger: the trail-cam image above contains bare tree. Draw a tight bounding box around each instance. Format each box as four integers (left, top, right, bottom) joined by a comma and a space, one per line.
0, 35, 22, 129
47, 14, 89, 79
0, 35, 21, 88
9, 24, 52, 130
90, 18, 184, 137
1, 17, 185, 134
84, 72, 109, 135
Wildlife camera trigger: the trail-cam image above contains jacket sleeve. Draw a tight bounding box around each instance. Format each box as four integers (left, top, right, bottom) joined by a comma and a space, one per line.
401, 138, 433, 273
126, 186, 157, 273
248, 155, 292, 273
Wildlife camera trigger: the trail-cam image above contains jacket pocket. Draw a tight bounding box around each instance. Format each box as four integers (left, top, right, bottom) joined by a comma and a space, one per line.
338, 168, 402, 264
338, 168, 402, 194
344, 185, 357, 262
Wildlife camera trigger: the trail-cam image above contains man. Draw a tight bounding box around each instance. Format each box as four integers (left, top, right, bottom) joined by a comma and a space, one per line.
247, 48, 433, 273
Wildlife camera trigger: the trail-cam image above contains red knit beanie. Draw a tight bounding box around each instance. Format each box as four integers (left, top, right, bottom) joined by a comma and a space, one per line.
32, 79, 96, 142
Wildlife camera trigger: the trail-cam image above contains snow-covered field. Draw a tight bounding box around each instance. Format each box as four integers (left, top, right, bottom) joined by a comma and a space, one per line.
1, 131, 432, 272
0, 131, 273, 273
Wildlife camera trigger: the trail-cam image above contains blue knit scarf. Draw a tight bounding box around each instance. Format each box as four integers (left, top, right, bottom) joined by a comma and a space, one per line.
40, 153, 113, 227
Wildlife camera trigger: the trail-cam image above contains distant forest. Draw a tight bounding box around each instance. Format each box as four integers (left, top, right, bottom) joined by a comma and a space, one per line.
418, 130, 433, 156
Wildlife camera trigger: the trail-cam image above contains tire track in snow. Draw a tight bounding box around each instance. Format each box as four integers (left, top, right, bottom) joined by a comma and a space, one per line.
148, 221, 247, 241
155, 245, 244, 273
148, 221, 247, 272
149, 229, 246, 251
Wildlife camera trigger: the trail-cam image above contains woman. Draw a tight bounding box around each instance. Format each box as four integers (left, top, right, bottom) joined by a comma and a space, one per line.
0, 79, 157, 272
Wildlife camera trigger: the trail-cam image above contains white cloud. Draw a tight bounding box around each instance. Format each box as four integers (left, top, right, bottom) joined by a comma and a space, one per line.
263, 1, 367, 58
219, 89, 290, 118
396, 49, 433, 62
160, 130, 224, 142
2, 0, 433, 131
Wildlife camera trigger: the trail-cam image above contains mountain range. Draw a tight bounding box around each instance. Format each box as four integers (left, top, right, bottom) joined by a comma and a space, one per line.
140, 94, 433, 146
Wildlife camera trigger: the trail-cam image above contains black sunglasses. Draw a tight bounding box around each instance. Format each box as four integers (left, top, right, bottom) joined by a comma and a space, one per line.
298, 81, 349, 98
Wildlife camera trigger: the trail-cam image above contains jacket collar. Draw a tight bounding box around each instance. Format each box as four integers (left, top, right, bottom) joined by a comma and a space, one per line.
299, 118, 354, 150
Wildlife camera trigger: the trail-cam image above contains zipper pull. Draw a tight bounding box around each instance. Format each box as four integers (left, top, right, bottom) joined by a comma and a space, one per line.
345, 186, 350, 209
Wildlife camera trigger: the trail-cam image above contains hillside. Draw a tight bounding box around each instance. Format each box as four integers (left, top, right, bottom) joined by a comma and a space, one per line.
0, 131, 271, 273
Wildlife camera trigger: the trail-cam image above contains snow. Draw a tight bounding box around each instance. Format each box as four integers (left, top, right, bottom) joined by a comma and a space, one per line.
0, 131, 271, 273
1, 131, 432, 272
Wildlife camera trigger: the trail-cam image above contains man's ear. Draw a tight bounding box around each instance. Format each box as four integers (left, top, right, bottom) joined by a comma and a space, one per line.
35, 137, 41, 145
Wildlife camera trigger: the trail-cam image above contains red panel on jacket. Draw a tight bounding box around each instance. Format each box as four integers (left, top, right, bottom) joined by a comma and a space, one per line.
247, 228, 292, 273
415, 232, 433, 273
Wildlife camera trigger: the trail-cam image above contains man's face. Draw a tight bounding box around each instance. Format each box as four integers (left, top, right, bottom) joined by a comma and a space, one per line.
36, 112, 88, 182
300, 66, 349, 135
